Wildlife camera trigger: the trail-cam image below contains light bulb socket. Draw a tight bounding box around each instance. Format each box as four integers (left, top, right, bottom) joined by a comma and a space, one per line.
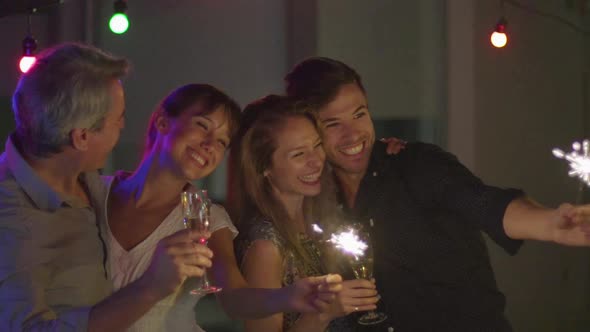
113, 0, 127, 14
494, 17, 508, 33
22, 35, 37, 56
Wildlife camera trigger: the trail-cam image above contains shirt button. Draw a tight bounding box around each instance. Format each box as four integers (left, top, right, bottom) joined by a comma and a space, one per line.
369, 218, 375, 227
373, 171, 378, 177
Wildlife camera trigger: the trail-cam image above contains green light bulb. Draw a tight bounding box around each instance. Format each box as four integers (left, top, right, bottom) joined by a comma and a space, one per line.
109, 13, 129, 34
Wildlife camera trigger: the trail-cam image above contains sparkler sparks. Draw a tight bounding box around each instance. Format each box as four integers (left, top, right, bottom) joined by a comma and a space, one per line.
311, 223, 368, 257
553, 140, 590, 186
312, 224, 324, 234
328, 228, 368, 258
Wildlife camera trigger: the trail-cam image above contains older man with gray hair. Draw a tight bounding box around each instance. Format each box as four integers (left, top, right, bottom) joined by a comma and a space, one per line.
0, 43, 214, 331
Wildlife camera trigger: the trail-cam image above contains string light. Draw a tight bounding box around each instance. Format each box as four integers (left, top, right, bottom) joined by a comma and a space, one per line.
19, 13, 37, 73
109, 0, 129, 35
490, 17, 508, 48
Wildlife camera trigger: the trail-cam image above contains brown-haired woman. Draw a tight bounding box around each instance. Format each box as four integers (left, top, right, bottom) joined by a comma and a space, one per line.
234, 95, 379, 332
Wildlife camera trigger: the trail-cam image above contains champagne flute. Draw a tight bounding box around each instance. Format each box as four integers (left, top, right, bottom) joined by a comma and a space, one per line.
345, 225, 387, 326
181, 189, 222, 295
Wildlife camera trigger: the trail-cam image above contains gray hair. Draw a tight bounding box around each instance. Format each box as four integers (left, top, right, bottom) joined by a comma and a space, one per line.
12, 42, 129, 158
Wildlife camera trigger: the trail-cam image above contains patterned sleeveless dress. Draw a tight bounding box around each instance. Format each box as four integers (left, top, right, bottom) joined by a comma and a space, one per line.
235, 218, 353, 331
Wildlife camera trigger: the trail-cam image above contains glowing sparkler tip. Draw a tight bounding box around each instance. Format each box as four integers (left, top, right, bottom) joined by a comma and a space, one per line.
552, 148, 565, 158
328, 228, 368, 258
553, 139, 590, 186
312, 224, 324, 233
573, 142, 582, 151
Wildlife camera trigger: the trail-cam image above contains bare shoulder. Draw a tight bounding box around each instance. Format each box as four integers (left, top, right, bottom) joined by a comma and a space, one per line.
241, 239, 283, 288
244, 239, 282, 264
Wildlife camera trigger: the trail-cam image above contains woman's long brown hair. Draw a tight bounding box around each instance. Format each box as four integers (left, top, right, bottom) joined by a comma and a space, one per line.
232, 95, 337, 273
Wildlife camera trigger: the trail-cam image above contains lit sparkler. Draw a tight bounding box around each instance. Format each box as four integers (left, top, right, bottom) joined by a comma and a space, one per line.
312, 223, 368, 258
553, 139, 590, 186
328, 228, 368, 258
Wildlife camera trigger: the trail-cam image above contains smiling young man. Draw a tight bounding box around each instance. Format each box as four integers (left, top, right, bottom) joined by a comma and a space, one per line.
285, 57, 590, 332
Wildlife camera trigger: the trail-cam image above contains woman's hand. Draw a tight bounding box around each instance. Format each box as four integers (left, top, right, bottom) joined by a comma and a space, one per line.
317, 278, 379, 323
381, 137, 407, 155
141, 229, 212, 299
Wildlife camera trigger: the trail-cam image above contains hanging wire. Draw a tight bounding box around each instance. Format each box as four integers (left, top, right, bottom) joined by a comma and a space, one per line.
26, 12, 32, 36
22, 8, 37, 57
0, 0, 61, 18
504, 0, 590, 36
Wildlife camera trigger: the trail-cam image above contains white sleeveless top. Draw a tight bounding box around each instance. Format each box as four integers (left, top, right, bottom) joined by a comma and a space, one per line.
101, 176, 238, 332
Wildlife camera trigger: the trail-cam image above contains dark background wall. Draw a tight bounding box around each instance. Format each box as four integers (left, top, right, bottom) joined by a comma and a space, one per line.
1, 1, 590, 330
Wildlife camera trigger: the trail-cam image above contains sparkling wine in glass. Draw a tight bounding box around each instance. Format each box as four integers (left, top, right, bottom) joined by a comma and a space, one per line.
349, 254, 374, 280
346, 225, 387, 326
181, 189, 222, 295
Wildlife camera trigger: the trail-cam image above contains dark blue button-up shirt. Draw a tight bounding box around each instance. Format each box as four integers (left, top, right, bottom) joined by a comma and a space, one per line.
344, 141, 523, 332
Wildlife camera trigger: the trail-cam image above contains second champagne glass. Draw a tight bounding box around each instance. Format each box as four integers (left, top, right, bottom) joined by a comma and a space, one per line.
181, 189, 222, 295
347, 225, 388, 326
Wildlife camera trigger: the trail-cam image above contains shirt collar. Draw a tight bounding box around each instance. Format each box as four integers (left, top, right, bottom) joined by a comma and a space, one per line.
5, 134, 96, 211
332, 140, 391, 213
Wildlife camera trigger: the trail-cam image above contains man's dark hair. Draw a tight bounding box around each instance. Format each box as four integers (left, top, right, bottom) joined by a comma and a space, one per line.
285, 57, 366, 108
